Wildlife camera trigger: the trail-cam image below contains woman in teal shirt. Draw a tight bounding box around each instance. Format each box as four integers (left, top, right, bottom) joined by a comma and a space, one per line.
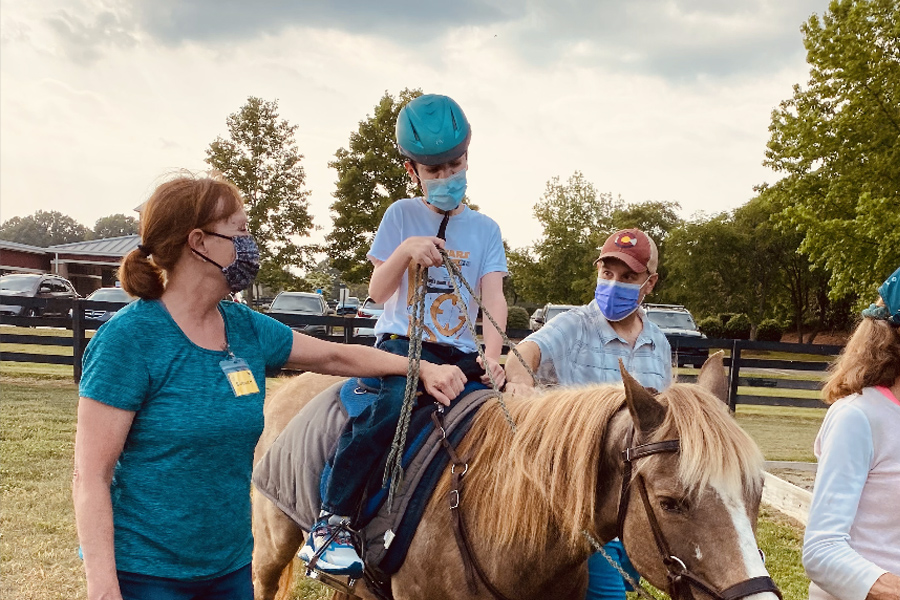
72, 173, 466, 600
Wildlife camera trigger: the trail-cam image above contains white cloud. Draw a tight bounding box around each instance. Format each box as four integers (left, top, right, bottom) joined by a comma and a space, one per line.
0, 0, 828, 253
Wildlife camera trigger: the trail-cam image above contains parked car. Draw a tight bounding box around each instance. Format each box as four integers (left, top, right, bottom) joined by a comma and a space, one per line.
0, 273, 79, 317
83, 287, 136, 322
642, 303, 709, 367
532, 303, 579, 330
529, 308, 545, 332
353, 297, 385, 337
335, 296, 360, 316
267, 292, 332, 336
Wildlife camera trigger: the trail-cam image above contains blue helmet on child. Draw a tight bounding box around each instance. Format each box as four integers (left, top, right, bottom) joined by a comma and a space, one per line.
396, 94, 471, 166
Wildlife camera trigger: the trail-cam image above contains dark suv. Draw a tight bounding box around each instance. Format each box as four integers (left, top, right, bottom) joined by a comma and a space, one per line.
267, 292, 332, 336
0, 273, 79, 317
642, 303, 709, 367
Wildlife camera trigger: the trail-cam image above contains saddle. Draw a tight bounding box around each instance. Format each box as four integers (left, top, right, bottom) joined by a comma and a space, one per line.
252, 377, 496, 577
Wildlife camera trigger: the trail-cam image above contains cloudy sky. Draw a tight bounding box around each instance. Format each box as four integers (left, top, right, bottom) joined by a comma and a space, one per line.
0, 0, 829, 253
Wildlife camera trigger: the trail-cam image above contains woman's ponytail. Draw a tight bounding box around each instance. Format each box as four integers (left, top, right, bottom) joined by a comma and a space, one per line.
118, 247, 165, 300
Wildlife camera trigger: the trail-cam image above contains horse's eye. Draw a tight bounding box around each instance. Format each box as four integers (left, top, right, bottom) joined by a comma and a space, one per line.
659, 497, 687, 513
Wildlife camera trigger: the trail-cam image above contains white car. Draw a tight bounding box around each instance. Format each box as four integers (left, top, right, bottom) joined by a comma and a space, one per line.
533, 303, 578, 330
353, 297, 385, 338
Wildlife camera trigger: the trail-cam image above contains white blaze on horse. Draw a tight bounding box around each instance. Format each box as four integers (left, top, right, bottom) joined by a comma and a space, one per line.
251, 354, 782, 600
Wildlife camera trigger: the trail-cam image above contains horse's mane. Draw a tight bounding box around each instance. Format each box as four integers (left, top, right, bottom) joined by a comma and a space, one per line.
445, 382, 764, 557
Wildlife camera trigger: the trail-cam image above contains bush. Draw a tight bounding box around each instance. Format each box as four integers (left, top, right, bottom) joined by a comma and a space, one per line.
507, 306, 530, 331
724, 313, 752, 340
698, 316, 726, 339
718, 313, 736, 326
756, 319, 785, 342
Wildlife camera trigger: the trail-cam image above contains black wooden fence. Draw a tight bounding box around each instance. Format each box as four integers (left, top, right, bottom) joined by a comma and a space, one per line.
1, 296, 839, 410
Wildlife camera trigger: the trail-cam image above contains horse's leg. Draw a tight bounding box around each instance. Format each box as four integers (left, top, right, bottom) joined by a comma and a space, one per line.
252, 488, 306, 600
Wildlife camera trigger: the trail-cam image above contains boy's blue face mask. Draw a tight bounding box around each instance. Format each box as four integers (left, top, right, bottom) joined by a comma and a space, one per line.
423, 169, 467, 212
862, 265, 900, 326
594, 275, 650, 322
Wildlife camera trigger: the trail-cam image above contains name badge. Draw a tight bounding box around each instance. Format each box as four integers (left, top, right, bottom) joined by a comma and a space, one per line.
219, 357, 260, 397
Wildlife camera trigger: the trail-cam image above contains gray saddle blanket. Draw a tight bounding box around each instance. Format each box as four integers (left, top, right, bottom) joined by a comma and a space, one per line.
252, 379, 494, 572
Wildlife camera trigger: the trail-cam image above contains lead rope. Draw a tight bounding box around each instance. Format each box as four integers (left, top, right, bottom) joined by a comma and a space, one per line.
383, 265, 427, 508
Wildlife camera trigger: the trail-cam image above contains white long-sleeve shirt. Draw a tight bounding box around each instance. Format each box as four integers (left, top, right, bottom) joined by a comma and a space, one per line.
803, 386, 900, 600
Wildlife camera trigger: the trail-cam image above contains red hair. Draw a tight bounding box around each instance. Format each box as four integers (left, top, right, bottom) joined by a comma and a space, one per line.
119, 172, 244, 299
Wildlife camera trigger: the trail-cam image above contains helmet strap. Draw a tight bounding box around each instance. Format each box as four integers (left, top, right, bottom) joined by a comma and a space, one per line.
437, 211, 451, 242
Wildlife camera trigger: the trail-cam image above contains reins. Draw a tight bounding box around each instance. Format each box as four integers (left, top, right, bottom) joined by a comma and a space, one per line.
383, 245, 533, 506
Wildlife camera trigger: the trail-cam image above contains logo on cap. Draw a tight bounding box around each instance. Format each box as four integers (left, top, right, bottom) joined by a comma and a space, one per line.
615, 233, 638, 248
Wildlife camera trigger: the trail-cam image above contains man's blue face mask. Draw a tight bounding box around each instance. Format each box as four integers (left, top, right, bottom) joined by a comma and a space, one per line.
862, 265, 900, 326
594, 274, 651, 322
423, 169, 467, 212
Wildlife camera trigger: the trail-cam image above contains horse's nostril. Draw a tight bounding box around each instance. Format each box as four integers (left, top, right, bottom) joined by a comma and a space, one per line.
758, 548, 766, 564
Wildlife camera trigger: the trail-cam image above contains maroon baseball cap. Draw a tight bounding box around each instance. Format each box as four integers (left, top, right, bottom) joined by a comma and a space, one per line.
596, 229, 656, 273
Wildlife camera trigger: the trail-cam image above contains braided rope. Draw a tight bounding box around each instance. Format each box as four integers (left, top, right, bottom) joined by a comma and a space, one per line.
383, 265, 427, 508
438, 250, 517, 433
582, 530, 658, 600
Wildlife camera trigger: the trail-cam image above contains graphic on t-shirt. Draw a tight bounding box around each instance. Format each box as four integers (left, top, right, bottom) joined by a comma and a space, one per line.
406, 249, 472, 343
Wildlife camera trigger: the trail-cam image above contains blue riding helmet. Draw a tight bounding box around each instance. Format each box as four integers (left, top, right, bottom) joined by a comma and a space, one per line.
396, 94, 471, 166
862, 265, 900, 326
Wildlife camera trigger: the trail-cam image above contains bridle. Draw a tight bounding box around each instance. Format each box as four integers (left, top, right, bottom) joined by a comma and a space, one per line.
616, 425, 783, 600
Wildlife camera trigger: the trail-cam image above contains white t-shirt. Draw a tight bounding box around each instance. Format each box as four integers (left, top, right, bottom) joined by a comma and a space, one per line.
803, 386, 900, 600
368, 198, 507, 353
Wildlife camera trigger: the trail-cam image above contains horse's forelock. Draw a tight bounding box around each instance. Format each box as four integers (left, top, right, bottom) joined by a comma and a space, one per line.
638, 384, 765, 501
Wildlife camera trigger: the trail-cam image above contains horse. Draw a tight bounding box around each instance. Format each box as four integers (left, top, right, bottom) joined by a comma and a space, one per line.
251, 355, 781, 600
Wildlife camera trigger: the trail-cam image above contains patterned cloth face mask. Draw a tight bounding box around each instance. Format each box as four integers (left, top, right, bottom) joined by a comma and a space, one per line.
423, 169, 467, 212
594, 274, 650, 322
192, 232, 261, 293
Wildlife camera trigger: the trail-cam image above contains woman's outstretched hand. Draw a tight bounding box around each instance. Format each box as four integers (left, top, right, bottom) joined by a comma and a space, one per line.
419, 362, 467, 406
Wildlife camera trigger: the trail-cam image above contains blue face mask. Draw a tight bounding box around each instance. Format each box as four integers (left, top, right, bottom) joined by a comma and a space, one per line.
423, 169, 467, 212
594, 276, 648, 322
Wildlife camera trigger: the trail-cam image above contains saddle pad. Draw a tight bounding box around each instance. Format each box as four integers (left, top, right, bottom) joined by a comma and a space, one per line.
252, 379, 497, 574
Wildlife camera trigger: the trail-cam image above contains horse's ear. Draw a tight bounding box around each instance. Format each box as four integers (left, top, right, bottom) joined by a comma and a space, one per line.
697, 351, 728, 404
619, 359, 666, 433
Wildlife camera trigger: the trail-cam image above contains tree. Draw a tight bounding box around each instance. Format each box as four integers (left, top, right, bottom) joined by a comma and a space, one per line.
763, 0, 900, 301
509, 172, 621, 305
94, 213, 138, 239
327, 89, 423, 283
0, 210, 90, 247
206, 97, 317, 299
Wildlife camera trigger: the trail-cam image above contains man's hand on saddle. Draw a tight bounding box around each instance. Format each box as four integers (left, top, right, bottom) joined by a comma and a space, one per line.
419, 362, 467, 407
477, 356, 506, 389
401, 236, 445, 268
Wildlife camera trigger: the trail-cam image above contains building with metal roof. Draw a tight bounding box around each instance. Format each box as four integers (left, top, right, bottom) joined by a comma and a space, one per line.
1, 235, 139, 296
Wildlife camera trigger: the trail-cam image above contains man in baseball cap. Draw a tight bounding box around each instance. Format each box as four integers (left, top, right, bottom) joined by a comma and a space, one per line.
505, 227, 671, 600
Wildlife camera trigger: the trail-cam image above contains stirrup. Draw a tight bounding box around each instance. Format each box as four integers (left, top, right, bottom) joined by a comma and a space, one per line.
303, 566, 358, 595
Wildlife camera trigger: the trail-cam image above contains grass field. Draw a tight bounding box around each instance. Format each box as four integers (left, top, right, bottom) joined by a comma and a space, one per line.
1, 370, 817, 599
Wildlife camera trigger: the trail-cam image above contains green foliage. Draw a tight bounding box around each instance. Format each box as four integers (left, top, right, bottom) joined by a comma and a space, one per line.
724, 313, 752, 340
762, 0, 900, 301
206, 96, 317, 297
697, 316, 726, 339
0, 210, 90, 247
506, 306, 530, 331
509, 172, 621, 304
298, 270, 335, 295
93, 213, 138, 239
756, 319, 786, 342
326, 89, 423, 283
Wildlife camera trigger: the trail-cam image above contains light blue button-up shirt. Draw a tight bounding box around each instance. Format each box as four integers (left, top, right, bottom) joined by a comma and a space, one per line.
523, 300, 672, 391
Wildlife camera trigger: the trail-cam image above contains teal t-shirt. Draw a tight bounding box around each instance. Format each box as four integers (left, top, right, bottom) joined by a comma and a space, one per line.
79, 299, 293, 580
